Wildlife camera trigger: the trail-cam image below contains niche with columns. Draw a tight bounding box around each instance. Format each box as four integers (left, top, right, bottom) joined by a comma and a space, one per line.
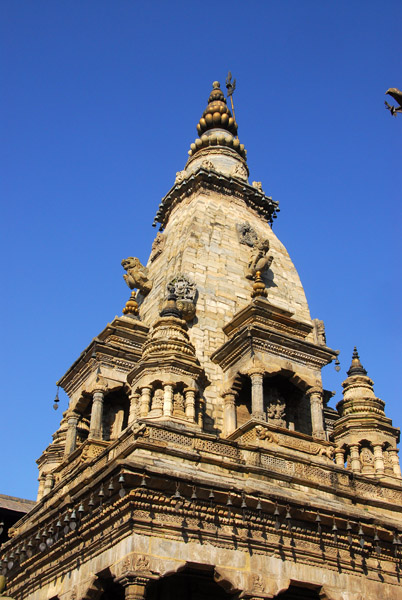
231, 373, 312, 436
101, 388, 130, 441
133, 380, 203, 428
339, 440, 401, 478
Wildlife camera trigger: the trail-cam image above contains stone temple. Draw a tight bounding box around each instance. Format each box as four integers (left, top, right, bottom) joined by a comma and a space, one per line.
2, 81, 402, 600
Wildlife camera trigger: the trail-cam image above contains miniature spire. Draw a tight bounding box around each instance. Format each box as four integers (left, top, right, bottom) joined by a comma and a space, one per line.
187, 81, 247, 161
347, 346, 367, 377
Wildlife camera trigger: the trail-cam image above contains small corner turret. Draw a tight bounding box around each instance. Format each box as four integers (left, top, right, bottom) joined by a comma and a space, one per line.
331, 347, 401, 481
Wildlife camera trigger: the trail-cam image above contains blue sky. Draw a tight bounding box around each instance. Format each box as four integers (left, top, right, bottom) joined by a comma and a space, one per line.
1, 1, 400, 500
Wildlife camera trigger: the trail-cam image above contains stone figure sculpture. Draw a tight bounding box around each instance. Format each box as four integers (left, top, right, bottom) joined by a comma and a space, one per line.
121, 257, 152, 296
385, 88, 402, 117
267, 398, 286, 428
167, 274, 197, 321
149, 232, 166, 262
236, 222, 258, 247
245, 238, 273, 279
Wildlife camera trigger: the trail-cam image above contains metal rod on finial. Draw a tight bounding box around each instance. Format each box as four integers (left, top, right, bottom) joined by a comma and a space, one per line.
226, 71, 237, 136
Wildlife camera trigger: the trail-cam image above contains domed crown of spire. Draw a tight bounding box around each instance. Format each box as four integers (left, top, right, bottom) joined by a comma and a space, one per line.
346, 346, 368, 377
197, 81, 238, 137
187, 81, 247, 162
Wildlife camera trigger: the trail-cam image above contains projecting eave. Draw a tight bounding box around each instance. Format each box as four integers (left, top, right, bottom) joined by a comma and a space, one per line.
332, 415, 401, 444
153, 166, 279, 231
222, 296, 313, 339
57, 315, 149, 397
211, 298, 337, 373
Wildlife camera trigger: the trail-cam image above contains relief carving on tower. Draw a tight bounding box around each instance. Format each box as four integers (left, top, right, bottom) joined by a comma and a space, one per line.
231, 162, 248, 179
121, 257, 153, 296
245, 238, 273, 279
172, 391, 186, 418
252, 181, 263, 193
150, 388, 164, 416
313, 318, 327, 345
236, 221, 258, 247
149, 232, 166, 262
201, 159, 214, 171
167, 274, 197, 321
175, 170, 187, 184
267, 397, 286, 428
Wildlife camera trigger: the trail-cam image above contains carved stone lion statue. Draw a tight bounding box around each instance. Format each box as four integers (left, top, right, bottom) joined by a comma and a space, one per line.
121, 257, 152, 296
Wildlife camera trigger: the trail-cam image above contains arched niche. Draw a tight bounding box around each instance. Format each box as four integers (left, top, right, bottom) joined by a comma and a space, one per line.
102, 387, 130, 441
263, 374, 311, 435
359, 439, 375, 474
146, 565, 235, 600
232, 370, 312, 435
275, 584, 322, 599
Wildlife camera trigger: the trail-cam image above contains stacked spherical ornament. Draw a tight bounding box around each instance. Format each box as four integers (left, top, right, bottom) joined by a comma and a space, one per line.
188, 82, 247, 160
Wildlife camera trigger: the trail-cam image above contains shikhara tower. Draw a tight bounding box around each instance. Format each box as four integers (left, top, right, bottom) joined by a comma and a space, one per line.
2, 82, 402, 600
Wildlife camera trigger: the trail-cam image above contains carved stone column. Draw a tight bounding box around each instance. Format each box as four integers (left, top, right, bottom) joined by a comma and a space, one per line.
117, 575, 150, 600
373, 443, 385, 475
139, 387, 151, 418
349, 444, 361, 473
88, 388, 106, 440
43, 472, 55, 496
128, 392, 140, 425
307, 387, 325, 439
197, 396, 205, 429
37, 473, 46, 501
64, 412, 80, 456
334, 447, 345, 467
222, 391, 237, 436
184, 388, 196, 421
163, 383, 174, 417
388, 448, 402, 478
250, 371, 265, 419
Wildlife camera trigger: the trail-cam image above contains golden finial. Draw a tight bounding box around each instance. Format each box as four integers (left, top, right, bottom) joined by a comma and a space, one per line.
123, 291, 139, 316
251, 271, 267, 298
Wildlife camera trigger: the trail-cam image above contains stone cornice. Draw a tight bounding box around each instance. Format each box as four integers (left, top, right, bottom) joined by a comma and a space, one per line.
211, 321, 337, 372
5, 451, 402, 598
222, 297, 312, 339
57, 317, 148, 397
153, 167, 279, 231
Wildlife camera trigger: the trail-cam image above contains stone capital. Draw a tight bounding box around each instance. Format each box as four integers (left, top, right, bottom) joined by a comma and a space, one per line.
306, 385, 323, 398
248, 368, 265, 378
222, 389, 237, 399
184, 387, 197, 394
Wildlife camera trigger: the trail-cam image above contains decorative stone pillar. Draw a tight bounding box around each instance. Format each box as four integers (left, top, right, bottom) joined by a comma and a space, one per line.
250, 371, 265, 419
334, 447, 345, 467
349, 444, 361, 473
117, 575, 149, 600
388, 449, 402, 478
373, 443, 385, 475
163, 383, 174, 417
307, 387, 325, 439
222, 391, 237, 436
184, 388, 196, 421
64, 412, 80, 456
197, 396, 205, 429
89, 388, 106, 440
37, 473, 46, 501
139, 387, 151, 418
128, 392, 140, 425
43, 473, 55, 496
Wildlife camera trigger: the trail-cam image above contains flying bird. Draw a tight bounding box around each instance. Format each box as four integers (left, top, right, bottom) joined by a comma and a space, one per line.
385, 88, 402, 116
